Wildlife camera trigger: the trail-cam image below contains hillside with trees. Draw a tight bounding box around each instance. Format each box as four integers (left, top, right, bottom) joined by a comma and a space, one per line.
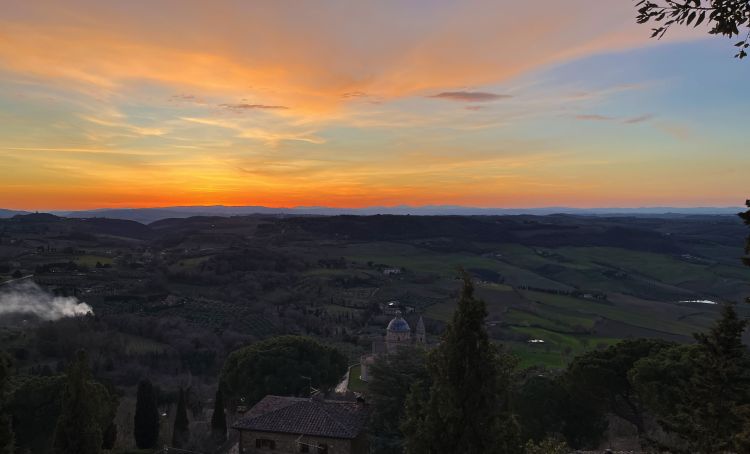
1, 211, 749, 452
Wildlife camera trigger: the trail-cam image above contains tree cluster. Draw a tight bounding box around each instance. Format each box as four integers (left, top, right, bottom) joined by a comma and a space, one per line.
368, 272, 750, 453
220, 335, 348, 406
52, 351, 118, 454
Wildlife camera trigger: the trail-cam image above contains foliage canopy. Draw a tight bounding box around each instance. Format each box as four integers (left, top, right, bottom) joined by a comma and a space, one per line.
636, 0, 750, 58
220, 336, 347, 406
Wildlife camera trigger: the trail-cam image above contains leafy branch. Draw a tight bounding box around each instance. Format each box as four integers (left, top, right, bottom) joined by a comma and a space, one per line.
635, 0, 750, 58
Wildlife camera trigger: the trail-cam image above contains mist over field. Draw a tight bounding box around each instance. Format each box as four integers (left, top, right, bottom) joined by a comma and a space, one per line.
0, 280, 93, 320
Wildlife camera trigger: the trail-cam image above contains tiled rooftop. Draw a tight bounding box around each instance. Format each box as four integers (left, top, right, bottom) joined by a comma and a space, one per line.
232, 395, 369, 440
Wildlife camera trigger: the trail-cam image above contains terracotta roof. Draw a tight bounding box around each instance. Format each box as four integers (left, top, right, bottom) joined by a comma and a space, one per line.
232, 395, 369, 439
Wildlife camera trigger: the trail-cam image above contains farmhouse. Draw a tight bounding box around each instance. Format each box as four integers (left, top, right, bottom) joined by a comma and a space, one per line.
232, 395, 369, 454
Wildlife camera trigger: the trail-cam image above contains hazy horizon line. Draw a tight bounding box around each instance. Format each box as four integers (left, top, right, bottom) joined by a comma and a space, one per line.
2, 203, 745, 213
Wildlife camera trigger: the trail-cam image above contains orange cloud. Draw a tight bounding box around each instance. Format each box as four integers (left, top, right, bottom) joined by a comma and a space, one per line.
0, 1, 735, 210
0, 1, 662, 114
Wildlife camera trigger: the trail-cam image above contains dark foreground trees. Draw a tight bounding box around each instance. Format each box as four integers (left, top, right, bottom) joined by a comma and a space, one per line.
220, 335, 347, 406
52, 351, 117, 454
564, 338, 673, 442
367, 346, 429, 454
513, 369, 607, 450
554, 303, 750, 453
134, 379, 160, 449
402, 272, 520, 454
631, 304, 750, 453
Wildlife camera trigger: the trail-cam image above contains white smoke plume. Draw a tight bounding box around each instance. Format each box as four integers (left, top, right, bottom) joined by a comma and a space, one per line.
0, 280, 93, 320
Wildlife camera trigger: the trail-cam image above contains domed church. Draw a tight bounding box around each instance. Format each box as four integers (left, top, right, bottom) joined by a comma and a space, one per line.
360, 310, 426, 382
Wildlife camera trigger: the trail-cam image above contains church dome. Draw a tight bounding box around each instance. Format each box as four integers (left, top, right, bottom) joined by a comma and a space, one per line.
387, 311, 411, 333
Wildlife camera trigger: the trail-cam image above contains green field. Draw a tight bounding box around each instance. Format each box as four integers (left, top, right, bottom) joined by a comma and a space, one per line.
75, 255, 113, 267
333, 236, 749, 369
176, 255, 213, 268
521, 290, 697, 336
347, 364, 368, 393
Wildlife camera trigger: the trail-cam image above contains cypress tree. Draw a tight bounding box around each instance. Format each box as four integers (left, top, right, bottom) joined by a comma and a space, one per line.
210, 386, 227, 444
688, 304, 750, 452
53, 351, 102, 454
134, 379, 160, 449
402, 271, 520, 454
172, 388, 189, 448
0, 353, 14, 454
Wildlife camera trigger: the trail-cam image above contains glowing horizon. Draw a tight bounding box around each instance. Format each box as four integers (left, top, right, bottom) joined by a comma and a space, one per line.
1, 1, 748, 210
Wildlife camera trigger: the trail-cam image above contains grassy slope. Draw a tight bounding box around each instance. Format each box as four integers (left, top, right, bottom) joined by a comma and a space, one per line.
340, 238, 748, 369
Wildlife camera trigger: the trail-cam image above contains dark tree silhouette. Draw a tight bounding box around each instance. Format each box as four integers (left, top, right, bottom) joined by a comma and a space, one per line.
134, 379, 160, 449
402, 271, 520, 454
210, 386, 227, 444
0, 353, 14, 454
635, 0, 750, 58
631, 304, 750, 452
53, 351, 102, 454
564, 339, 673, 443
172, 388, 189, 448
741, 200, 750, 265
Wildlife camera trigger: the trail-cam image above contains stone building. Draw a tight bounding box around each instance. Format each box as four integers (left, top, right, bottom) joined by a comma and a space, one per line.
359, 310, 426, 382
232, 395, 369, 454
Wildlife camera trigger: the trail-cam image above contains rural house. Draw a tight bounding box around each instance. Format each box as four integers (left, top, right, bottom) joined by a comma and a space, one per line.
232, 395, 369, 454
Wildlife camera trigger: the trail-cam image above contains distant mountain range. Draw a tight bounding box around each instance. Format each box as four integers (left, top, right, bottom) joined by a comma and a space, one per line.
0, 205, 745, 224
0, 209, 30, 218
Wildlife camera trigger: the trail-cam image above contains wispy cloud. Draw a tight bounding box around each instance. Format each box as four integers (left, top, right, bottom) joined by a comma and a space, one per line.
429, 91, 512, 102
219, 103, 289, 111
341, 91, 368, 99
623, 114, 654, 124
1, 146, 152, 156
170, 94, 196, 101
169, 93, 206, 104
179, 116, 323, 145
575, 114, 613, 121
79, 113, 168, 136
574, 113, 654, 124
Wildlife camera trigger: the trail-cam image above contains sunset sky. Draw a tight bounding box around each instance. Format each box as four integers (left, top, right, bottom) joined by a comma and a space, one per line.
1, 0, 748, 210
